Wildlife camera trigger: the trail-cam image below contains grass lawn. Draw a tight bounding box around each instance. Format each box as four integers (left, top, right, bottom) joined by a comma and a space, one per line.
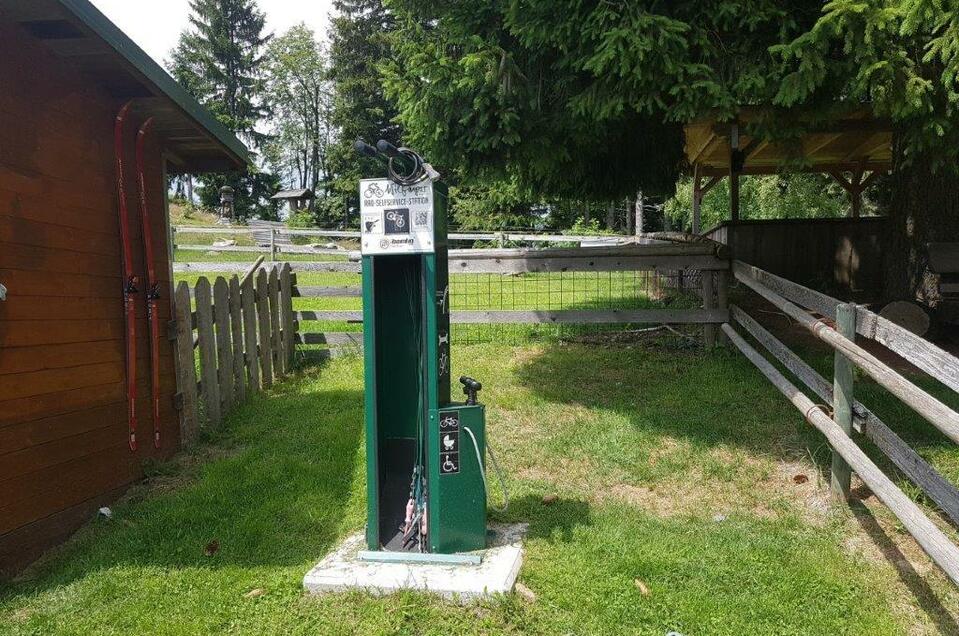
3, 339, 959, 635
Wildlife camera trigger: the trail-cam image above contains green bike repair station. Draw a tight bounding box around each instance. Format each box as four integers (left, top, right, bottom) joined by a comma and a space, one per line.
304, 140, 521, 599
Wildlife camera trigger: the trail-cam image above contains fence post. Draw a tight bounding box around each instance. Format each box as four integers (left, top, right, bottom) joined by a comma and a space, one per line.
173, 281, 199, 445
268, 267, 283, 376
213, 277, 235, 415
241, 274, 260, 393
280, 263, 295, 370
256, 268, 274, 388
702, 271, 716, 348
270, 227, 277, 261
717, 269, 729, 346
832, 302, 857, 499
229, 275, 246, 403
195, 277, 221, 426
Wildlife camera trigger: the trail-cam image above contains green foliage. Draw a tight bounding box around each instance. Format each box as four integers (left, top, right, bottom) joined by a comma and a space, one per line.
263, 25, 332, 202
664, 174, 867, 231
169, 0, 271, 144
326, 0, 403, 225
169, 0, 276, 219
383, 0, 820, 200
567, 216, 614, 236
772, 0, 959, 169
286, 207, 316, 229
449, 178, 543, 230
196, 170, 281, 221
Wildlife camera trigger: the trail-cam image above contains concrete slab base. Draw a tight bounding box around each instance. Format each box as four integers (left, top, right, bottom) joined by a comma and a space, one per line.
303, 523, 526, 601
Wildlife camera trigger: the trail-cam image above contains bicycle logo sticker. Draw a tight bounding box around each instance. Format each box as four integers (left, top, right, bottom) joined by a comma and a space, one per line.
384, 208, 409, 234
438, 331, 450, 376
364, 182, 384, 198
438, 411, 460, 475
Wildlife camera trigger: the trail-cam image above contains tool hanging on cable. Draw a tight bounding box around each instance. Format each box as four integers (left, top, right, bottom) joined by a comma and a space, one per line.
114, 101, 138, 452
136, 117, 162, 449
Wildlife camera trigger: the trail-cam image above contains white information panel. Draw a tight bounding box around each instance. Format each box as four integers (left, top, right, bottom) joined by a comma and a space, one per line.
359, 179, 434, 255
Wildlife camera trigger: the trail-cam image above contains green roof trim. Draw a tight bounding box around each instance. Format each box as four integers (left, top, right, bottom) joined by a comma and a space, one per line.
57, 0, 250, 165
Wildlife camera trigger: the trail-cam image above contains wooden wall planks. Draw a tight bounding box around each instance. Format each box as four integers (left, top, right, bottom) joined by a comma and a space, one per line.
0, 16, 180, 574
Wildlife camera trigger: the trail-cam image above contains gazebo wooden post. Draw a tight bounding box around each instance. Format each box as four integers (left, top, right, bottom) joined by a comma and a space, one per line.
849, 165, 864, 218
829, 166, 882, 218
728, 123, 741, 222
691, 164, 702, 234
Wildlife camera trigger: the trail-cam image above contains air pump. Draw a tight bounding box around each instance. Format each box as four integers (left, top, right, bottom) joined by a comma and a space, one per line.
355, 139, 496, 557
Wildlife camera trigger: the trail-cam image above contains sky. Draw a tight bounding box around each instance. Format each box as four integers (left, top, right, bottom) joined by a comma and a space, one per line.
89, 0, 336, 68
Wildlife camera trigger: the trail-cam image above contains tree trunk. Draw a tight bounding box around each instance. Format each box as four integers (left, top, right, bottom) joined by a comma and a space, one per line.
885, 137, 959, 304
635, 191, 644, 236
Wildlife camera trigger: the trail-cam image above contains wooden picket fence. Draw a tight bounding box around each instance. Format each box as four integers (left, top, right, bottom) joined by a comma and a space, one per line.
172, 260, 295, 445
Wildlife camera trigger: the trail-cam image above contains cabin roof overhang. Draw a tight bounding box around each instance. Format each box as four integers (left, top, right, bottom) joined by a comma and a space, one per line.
0, 0, 249, 173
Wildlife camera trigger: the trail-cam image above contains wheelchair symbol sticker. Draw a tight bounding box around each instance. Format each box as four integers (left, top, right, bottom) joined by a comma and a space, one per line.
441, 453, 459, 475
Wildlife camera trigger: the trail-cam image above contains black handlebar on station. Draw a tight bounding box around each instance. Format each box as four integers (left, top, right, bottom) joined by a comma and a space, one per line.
460, 376, 483, 405
376, 139, 402, 158
353, 139, 379, 159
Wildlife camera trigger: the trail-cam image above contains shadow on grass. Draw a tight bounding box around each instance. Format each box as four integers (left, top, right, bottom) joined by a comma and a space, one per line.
502, 495, 592, 544
734, 289, 959, 473
3, 367, 364, 594
851, 495, 959, 636
512, 340, 825, 464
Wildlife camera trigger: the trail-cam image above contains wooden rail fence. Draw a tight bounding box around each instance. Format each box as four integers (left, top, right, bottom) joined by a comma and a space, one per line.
172, 225, 640, 258
172, 260, 295, 444
287, 243, 731, 355
726, 260, 959, 585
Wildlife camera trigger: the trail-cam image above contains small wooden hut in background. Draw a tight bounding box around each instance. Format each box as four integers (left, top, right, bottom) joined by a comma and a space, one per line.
271, 188, 315, 216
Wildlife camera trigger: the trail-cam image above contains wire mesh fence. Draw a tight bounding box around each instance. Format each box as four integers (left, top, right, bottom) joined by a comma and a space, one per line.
449, 269, 705, 345
282, 243, 728, 353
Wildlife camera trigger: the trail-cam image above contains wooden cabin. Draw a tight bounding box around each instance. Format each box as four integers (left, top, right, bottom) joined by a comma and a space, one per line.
271, 188, 316, 214
0, 0, 248, 575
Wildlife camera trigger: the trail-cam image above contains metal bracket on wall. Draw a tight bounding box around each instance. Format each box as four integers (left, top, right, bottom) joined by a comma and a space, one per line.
0, 283, 6, 301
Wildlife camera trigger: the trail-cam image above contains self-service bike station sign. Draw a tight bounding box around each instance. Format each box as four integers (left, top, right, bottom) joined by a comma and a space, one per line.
359, 179, 435, 255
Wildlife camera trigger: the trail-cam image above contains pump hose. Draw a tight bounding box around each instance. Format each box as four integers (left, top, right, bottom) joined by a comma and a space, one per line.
387, 148, 427, 186
463, 426, 509, 513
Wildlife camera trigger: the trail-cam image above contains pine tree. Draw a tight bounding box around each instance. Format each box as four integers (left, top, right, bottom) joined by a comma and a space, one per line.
385, 0, 958, 304
324, 0, 402, 226
169, 0, 275, 218
170, 0, 270, 143
772, 0, 959, 303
